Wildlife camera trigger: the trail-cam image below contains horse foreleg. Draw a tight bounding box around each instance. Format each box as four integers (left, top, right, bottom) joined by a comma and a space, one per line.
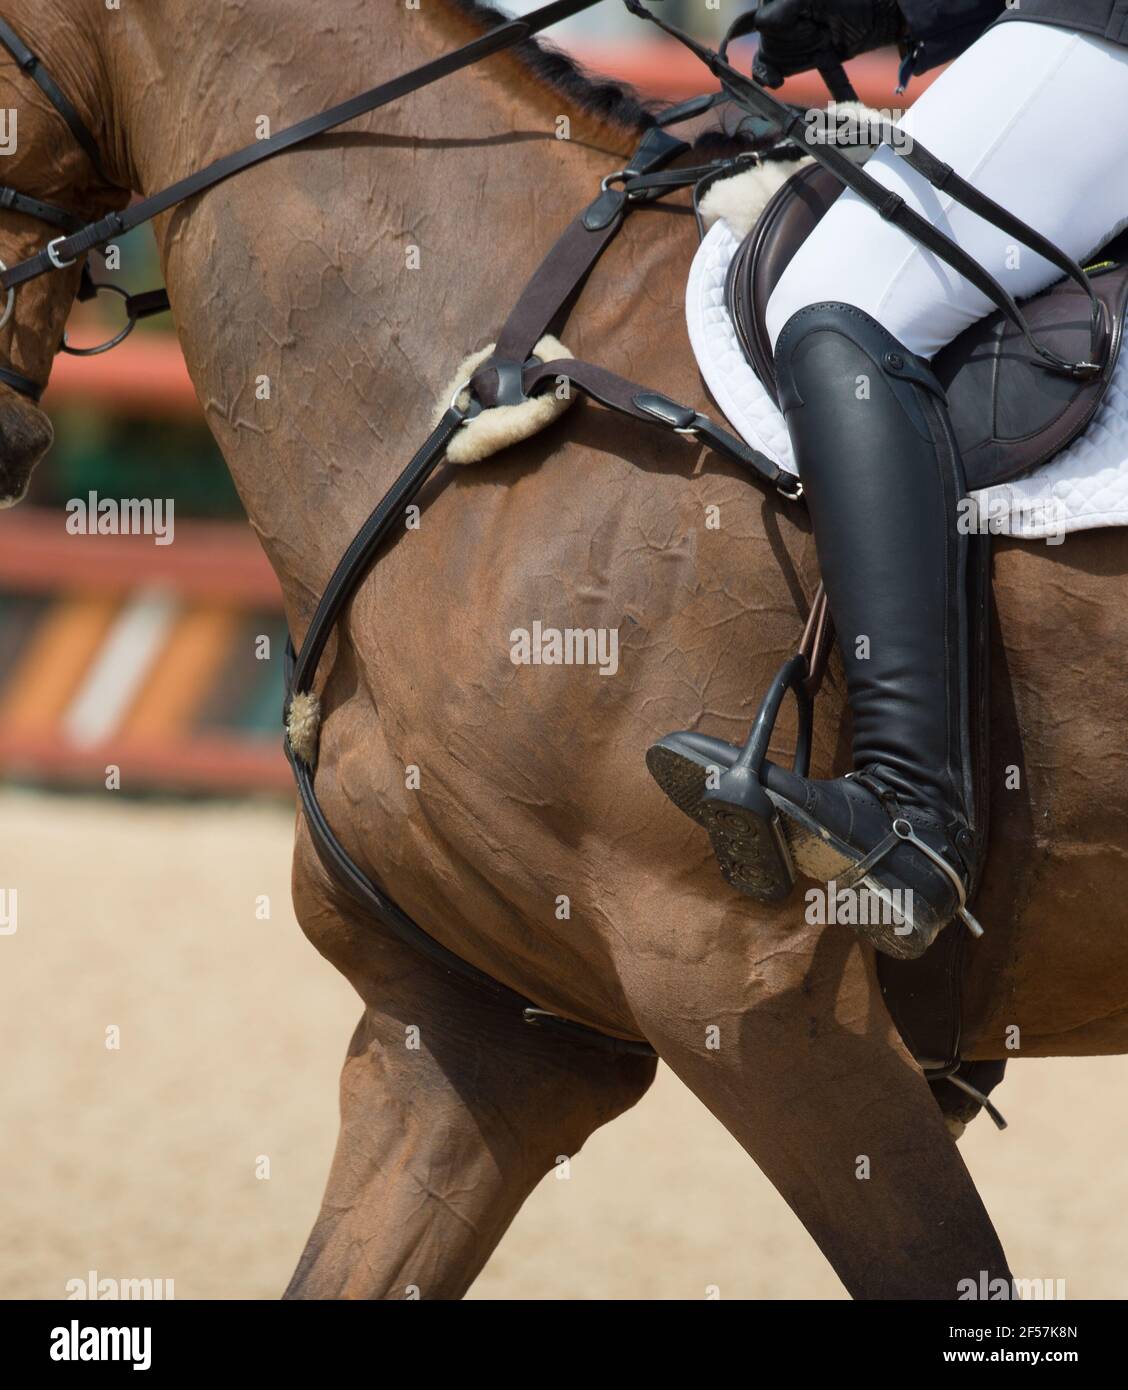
619, 887, 1011, 1299
283, 909, 655, 1299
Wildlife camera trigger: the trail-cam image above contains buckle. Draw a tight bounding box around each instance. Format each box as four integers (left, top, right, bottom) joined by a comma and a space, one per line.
46, 236, 77, 269
448, 376, 482, 423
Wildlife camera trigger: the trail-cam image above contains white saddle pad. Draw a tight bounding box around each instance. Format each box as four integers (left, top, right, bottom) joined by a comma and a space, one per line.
687, 216, 1128, 542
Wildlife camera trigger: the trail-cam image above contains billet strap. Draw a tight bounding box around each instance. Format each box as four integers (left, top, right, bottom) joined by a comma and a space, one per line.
0, 16, 111, 185
0, 0, 610, 294
799, 584, 833, 699
621, 0, 1107, 380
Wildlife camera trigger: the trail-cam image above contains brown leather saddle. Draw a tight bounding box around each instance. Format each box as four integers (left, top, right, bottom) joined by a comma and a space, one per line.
727, 161, 1128, 493
723, 162, 1128, 1122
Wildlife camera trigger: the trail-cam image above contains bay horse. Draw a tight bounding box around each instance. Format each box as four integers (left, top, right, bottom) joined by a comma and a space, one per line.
3, 0, 1127, 1300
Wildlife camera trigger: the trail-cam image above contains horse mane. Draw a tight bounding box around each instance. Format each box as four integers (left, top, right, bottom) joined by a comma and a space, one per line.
446, 0, 659, 130
445, 2, 801, 159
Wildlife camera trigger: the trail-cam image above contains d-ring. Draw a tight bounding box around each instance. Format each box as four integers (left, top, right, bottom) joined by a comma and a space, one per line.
0, 260, 14, 331
46, 236, 78, 270
449, 376, 483, 423
60, 281, 137, 356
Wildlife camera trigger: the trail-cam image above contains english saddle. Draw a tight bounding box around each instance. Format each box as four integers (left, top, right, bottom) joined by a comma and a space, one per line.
727, 160, 1128, 492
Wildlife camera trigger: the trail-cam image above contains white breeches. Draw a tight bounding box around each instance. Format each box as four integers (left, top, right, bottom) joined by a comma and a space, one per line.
765, 19, 1128, 359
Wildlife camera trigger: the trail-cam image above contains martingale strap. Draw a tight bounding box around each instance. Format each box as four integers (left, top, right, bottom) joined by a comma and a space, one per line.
285, 127, 803, 1057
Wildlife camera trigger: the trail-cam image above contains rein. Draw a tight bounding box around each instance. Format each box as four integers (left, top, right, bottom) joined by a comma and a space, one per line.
0, 0, 610, 396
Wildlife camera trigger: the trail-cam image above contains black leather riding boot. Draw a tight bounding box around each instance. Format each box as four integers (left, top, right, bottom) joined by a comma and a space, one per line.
647, 302, 982, 958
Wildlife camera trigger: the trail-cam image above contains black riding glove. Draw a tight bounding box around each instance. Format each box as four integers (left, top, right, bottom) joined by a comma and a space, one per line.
752, 0, 907, 88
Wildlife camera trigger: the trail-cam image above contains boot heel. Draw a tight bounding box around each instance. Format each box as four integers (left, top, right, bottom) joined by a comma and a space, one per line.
699, 652, 813, 902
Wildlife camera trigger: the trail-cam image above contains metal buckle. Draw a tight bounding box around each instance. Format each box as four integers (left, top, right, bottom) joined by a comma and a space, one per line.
46, 236, 77, 270
0, 259, 15, 331
60, 281, 137, 356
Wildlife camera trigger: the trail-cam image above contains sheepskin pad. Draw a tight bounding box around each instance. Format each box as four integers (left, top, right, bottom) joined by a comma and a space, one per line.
436, 334, 574, 466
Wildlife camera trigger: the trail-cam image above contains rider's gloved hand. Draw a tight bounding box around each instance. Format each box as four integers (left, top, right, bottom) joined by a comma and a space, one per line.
751, 0, 907, 88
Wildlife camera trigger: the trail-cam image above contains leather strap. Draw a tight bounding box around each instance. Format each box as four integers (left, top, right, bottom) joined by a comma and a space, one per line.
0, 186, 85, 233
282, 408, 657, 1059
0, 16, 111, 185
282, 115, 808, 1060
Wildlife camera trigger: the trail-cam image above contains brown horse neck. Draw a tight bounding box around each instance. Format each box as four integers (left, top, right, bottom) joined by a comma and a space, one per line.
88, 0, 653, 619
98, 0, 649, 200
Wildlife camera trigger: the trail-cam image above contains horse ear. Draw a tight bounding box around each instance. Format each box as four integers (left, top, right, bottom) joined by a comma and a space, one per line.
0, 392, 53, 507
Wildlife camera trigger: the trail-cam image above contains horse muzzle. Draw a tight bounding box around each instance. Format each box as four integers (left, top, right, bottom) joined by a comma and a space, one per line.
0, 393, 53, 507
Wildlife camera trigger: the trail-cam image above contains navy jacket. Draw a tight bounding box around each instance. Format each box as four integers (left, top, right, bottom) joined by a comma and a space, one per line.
900, 0, 1128, 75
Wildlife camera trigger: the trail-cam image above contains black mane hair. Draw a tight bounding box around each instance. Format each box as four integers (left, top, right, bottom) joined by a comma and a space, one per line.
446, 0, 659, 129
443, 2, 799, 159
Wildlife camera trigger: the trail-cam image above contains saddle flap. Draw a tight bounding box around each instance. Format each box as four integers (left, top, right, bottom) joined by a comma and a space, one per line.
933, 249, 1128, 488
727, 165, 1128, 492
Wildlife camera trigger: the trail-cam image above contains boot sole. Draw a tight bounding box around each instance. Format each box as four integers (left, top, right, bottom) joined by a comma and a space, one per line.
647, 741, 937, 958
647, 742, 795, 904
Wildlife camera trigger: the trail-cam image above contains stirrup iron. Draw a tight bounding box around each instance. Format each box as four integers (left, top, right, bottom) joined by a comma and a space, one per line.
696, 652, 813, 901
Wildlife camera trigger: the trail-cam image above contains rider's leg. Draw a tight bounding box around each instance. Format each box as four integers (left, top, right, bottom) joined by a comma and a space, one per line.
649, 20, 1128, 957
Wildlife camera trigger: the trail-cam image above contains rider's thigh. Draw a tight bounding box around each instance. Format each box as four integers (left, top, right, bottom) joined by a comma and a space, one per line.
765, 19, 1128, 359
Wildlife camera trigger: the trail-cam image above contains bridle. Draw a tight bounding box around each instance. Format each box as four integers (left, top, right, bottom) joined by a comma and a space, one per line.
0, 16, 172, 399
